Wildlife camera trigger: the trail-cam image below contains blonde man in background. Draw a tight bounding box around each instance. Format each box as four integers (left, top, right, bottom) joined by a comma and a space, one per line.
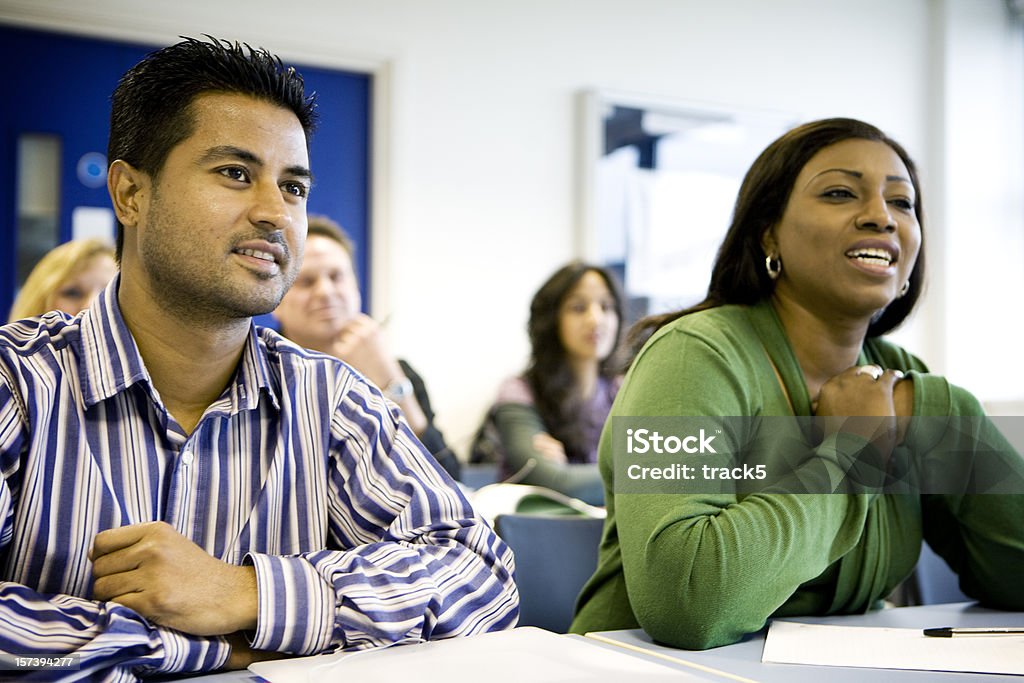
274, 215, 461, 480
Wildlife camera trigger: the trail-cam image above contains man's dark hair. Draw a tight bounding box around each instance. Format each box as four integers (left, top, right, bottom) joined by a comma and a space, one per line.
107, 35, 318, 260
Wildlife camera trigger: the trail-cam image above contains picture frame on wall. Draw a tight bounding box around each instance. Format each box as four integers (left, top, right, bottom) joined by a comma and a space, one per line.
577, 90, 797, 325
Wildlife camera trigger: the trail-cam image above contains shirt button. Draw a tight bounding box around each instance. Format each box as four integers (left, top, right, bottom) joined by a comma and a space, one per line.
181, 450, 195, 466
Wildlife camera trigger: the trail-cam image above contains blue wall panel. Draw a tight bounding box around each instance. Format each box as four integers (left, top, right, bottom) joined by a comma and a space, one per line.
0, 25, 370, 321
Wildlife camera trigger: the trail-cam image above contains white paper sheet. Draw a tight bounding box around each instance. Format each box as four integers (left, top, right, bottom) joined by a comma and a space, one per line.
763, 620, 1024, 675
250, 627, 706, 683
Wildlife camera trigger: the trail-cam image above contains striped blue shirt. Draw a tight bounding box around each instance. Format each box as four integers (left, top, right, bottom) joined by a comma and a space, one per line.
0, 280, 518, 681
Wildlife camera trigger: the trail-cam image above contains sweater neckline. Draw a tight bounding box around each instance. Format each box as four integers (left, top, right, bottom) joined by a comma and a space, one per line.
746, 299, 872, 416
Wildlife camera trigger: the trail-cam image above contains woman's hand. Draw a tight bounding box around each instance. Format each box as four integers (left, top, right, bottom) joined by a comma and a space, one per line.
892, 373, 914, 444
532, 432, 568, 463
815, 364, 910, 460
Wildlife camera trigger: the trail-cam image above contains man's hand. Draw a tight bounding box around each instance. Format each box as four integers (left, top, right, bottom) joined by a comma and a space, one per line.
332, 313, 404, 389
223, 631, 287, 670
332, 313, 429, 435
89, 521, 258, 636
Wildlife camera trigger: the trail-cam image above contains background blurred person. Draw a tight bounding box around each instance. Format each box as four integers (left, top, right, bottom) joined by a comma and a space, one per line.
273, 215, 460, 479
7, 237, 117, 322
472, 261, 624, 505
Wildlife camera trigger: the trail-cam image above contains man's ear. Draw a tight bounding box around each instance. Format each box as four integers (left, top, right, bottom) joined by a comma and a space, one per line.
108, 160, 148, 228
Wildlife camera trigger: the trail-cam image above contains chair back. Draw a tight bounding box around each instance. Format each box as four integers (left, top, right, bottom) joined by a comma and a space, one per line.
494, 513, 604, 633
460, 463, 501, 489
915, 541, 970, 604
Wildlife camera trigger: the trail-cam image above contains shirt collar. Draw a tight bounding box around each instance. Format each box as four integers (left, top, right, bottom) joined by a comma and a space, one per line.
78, 275, 279, 413
78, 275, 151, 407
236, 326, 280, 413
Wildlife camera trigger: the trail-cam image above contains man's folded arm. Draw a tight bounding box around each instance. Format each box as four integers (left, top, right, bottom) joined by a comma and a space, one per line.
0, 581, 229, 677
246, 390, 519, 655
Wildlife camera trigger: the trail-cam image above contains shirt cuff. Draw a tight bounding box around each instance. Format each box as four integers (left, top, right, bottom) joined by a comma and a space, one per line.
248, 552, 336, 654
147, 628, 229, 675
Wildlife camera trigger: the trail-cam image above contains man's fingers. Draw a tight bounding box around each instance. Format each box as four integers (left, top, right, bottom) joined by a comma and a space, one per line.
88, 521, 258, 635
92, 572, 138, 602
341, 314, 376, 337
97, 585, 172, 627
91, 545, 143, 580
89, 522, 156, 560
90, 521, 177, 563
105, 590, 146, 615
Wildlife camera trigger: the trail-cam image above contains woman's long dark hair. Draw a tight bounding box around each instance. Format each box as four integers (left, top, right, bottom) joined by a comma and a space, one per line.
524, 262, 624, 462
626, 117, 927, 358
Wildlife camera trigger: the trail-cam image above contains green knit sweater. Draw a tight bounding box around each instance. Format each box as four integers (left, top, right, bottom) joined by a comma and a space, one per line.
570, 301, 1024, 649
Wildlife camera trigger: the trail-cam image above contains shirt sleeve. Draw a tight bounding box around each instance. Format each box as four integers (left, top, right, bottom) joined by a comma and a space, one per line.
608, 327, 883, 650
246, 373, 519, 655
0, 377, 229, 681
491, 402, 604, 505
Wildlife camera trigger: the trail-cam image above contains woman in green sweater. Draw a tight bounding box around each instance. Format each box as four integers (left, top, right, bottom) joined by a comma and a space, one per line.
570, 118, 1024, 649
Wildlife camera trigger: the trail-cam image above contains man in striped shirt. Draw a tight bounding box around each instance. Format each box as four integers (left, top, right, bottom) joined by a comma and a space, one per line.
0, 37, 517, 681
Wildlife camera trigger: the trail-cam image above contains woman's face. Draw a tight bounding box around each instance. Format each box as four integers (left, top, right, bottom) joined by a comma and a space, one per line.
765, 138, 921, 324
49, 253, 117, 316
558, 270, 619, 364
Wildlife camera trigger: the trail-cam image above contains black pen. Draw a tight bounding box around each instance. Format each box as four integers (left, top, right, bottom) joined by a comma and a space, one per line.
923, 626, 1024, 637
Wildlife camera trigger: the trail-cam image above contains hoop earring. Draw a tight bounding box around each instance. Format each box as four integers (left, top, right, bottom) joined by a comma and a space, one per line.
899, 280, 910, 298
765, 253, 782, 280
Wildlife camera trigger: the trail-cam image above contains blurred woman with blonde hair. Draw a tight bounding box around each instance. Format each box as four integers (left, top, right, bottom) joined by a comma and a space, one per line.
7, 238, 117, 322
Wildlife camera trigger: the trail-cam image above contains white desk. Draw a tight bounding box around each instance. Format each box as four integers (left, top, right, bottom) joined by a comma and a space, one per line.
586, 602, 1024, 682
168, 628, 711, 682
165, 673, 260, 682
155, 603, 1024, 682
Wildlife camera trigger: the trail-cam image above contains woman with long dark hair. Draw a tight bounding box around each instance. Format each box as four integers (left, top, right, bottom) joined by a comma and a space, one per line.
571, 118, 1024, 647
475, 262, 624, 505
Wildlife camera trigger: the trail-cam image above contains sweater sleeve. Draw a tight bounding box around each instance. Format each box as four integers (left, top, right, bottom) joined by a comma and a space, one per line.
491, 402, 604, 505
611, 326, 882, 649
910, 376, 1024, 609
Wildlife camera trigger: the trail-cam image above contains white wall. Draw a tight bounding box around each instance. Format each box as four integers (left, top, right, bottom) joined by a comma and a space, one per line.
1, 0, 1020, 452
936, 0, 1024, 405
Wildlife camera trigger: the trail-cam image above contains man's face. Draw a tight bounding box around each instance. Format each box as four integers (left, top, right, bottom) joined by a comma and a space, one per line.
125, 92, 311, 320
274, 234, 361, 349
